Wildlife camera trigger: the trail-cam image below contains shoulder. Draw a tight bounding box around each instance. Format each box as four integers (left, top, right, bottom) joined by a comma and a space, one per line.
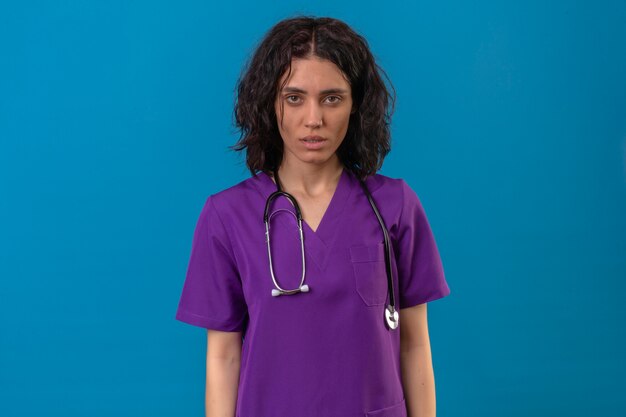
361, 172, 428, 230
362, 171, 412, 203
201, 173, 265, 219
357, 172, 413, 226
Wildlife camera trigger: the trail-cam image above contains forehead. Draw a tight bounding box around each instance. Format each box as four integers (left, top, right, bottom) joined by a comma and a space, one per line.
277, 57, 350, 91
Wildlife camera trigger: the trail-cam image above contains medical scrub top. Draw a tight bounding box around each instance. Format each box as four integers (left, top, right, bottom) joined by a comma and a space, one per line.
175, 167, 451, 417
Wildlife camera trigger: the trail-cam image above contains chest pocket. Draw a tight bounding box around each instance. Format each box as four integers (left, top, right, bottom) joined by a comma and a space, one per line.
349, 241, 388, 306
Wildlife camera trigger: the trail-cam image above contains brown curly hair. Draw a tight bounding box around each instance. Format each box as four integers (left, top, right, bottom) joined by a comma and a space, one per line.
230, 15, 396, 181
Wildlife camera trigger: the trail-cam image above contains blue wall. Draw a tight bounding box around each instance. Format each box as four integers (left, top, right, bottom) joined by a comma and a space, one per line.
1, 1, 625, 416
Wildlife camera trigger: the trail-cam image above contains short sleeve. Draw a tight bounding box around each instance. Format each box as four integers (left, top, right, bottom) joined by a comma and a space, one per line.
395, 180, 451, 309
175, 196, 248, 331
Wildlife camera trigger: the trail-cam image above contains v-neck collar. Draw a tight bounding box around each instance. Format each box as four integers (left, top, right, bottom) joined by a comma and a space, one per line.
256, 166, 354, 271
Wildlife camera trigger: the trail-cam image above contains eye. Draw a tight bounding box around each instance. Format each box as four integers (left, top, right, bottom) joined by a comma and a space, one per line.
285, 95, 301, 104
324, 95, 342, 104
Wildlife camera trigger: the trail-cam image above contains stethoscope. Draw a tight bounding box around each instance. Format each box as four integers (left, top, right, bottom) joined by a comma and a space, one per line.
262, 167, 399, 331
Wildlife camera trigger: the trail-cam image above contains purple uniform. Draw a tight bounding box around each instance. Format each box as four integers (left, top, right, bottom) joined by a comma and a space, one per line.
176, 167, 451, 417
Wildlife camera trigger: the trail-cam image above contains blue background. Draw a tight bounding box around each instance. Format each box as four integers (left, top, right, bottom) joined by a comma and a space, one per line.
1, 1, 625, 416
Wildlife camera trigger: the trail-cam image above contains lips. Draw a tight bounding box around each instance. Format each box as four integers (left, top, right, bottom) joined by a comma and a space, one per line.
300, 135, 326, 150
301, 135, 326, 142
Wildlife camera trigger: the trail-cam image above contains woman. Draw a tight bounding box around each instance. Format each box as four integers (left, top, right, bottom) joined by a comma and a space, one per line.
176, 16, 451, 417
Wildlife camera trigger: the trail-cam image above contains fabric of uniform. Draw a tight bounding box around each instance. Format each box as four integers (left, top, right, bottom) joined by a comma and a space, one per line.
175, 166, 451, 417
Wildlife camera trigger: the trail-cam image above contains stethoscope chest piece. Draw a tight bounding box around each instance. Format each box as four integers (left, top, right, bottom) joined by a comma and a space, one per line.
385, 305, 399, 330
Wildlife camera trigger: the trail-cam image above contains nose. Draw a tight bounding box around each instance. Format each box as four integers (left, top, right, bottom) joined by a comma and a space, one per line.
304, 101, 323, 128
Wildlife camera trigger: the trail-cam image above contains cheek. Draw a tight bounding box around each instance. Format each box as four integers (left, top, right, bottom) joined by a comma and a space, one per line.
278, 115, 294, 135
331, 108, 352, 129
276, 110, 299, 139
274, 104, 287, 130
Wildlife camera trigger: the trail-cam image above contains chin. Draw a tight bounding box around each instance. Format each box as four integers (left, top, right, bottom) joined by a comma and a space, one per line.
299, 153, 338, 165
284, 143, 340, 165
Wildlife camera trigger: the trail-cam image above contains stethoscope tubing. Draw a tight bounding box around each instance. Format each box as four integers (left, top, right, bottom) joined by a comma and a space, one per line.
356, 176, 396, 310
264, 191, 308, 296
263, 168, 398, 330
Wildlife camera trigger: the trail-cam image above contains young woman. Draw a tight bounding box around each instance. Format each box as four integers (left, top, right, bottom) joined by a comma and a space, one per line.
176, 16, 451, 417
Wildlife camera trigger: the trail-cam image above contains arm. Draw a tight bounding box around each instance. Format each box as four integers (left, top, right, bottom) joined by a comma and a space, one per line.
205, 329, 243, 417
399, 303, 437, 417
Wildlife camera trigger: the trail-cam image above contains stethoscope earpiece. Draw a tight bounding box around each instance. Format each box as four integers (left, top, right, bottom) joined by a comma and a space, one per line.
271, 284, 310, 297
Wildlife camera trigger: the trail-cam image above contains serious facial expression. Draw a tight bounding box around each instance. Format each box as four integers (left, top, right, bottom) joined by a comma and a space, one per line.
274, 56, 354, 167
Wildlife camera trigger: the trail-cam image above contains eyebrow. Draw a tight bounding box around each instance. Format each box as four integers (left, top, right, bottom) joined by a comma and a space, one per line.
281, 86, 349, 95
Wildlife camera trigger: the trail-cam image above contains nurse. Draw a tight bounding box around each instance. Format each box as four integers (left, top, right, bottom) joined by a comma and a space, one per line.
175, 16, 451, 417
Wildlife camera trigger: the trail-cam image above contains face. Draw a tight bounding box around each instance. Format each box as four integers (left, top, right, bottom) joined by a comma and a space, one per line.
274, 56, 354, 168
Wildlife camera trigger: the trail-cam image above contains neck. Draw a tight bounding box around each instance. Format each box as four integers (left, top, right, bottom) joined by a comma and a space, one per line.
273, 156, 344, 197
